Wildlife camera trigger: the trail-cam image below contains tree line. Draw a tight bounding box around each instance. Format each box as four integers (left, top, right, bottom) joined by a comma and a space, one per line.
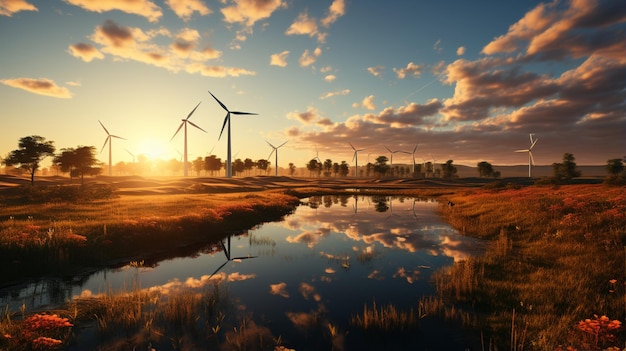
2, 135, 624, 184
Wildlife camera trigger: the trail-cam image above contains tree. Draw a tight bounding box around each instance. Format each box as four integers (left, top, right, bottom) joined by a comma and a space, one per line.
192, 157, 204, 176
288, 162, 296, 176
53, 146, 100, 185
4, 135, 55, 185
373, 156, 390, 177
306, 159, 321, 177
204, 155, 222, 176
257, 159, 269, 174
323, 159, 333, 177
244, 158, 255, 175
441, 160, 458, 179
553, 153, 581, 181
232, 159, 245, 176
477, 161, 494, 178
339, 161, 349, 177
606, 158, 624, 177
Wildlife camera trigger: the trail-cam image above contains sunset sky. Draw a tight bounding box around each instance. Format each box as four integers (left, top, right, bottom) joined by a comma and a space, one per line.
1, 0, 624, 170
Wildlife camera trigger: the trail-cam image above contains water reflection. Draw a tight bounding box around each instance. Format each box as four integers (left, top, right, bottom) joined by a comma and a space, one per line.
0, 195, 484, 349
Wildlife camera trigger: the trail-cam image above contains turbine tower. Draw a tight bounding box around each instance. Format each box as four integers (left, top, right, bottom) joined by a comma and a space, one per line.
349, 142, 365, 177
515, 133, 538, 178
208, 91, 258, 178
410, 144, 418, 175
170, 102, 206, 177
266, 140, 287, 176
99, 120, 126, 176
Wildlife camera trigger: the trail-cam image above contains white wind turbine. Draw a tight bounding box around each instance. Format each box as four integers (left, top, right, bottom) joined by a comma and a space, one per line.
384, 145, 409, 166
409, 144, 418, 175
208, 91, 258, 178
170, 102, 206, 177
515, 133, 538, 178
266, 140, 288, 176
349, 142, 365, 177
99, 120, 126, 176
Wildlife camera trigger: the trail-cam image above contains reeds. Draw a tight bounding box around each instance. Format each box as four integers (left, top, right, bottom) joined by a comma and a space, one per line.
351, 301, 420, 333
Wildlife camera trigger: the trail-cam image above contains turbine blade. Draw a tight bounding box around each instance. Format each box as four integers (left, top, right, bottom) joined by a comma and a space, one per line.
231, 256, 257, 260
529, 138, 538, 150
218, 113, 230, 140
231, 111, 258, 115
98, 120, 110, 135
110, 135, 126, 140
352, 151, 357, 162
170, 122, 184, 141
208, 91, 229, 112
384, 145, 392, 152
188, 120, 207, 133
268, 149, 275, 159
277, 141, 288, 148
208, 261, 229, 279
187, 101, 201, 120
349, 142, 356, 151
529, 151, 535, 165
413, 144, 418, 153
100, 136, 110, 153
266, 140, 276, 148
515, 149, 529, 153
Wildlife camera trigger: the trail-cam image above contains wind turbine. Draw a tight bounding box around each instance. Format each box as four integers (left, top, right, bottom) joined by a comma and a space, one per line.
209, 235, 257, 279
208, 91, 258, 178
99, 120, 126, 176
515, 133, 538, 178
170, 102, 206, 177
349, 142, 365, 177
266, 140, 288, 176
124, 148, 136, 163
384, 145, 409, 166
409, 144, 418, 175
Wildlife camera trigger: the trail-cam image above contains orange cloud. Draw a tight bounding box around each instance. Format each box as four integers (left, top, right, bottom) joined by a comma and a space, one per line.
285, 11, 319, 38
0, 0, 37, 16
299, 47, 322, 67
68, 42, 104, 62
221, 0, 287, 27
320, 89, 349, 100
1, 78, 72, 98
393, 62, 422, 79
269, 282, 289, 298
166, 0, 211, 21
65, 0, 163, 23
367, 65, 384, 77
321, 0, 345, 27
270, 50, 289, 67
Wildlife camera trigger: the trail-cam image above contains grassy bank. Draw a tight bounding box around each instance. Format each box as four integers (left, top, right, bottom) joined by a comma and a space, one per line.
0, 189, 300, 282
436, 183, 625, 350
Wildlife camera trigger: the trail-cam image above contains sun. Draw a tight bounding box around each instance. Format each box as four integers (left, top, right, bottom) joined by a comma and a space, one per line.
136, 138, 169, 161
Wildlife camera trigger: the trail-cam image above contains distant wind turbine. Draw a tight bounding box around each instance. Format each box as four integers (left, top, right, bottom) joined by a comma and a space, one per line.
99, 120, 126, 176
170, 102, 206, 177
267, 140, 288, 176
124, 148, 136, 163
410, 144, 418, 175
314, 146, 322, 163
515, 133, 538, 178
349, 142, 365, 177
208, 91, 258, 178
384, 145, 409, 166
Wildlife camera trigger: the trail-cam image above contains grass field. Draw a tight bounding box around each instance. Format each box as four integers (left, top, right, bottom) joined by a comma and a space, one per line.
0, 175, 624, 350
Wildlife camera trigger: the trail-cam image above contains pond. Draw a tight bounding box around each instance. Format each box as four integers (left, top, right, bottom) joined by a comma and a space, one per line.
1, 195, 486, 350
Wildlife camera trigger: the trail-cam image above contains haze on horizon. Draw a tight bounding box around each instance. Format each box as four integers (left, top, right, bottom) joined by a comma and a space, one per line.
1, 0, 624, 170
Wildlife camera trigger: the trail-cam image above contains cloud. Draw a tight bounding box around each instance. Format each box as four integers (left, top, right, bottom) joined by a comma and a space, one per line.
456, 46, 465, 56
270, 50, 289, 67
367, 65, 384, 77
299, 282, 321, 301
355, 95, 376, 110
299, 47, 322, 67
320, 89, 350, 100
83, 20, 251, 78
221, 0, 286, 27
166, 0, 211, 21
324, 74, 336, 82
287, 106, 320, 124
269, 282, 289, 298
68, 42, 104, 62
64, 0, 163, 23
1, 78, 72, 98
285, 11, 319, 39
0, 0, 37, 16
393, 62, 422, 79
320, 0, 345, 27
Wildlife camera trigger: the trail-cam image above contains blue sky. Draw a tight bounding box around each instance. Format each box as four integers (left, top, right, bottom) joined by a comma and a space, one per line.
1, 0, 625, 171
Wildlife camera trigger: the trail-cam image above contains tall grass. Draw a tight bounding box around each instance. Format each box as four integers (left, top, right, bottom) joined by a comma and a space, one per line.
436, 184, 625, 350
